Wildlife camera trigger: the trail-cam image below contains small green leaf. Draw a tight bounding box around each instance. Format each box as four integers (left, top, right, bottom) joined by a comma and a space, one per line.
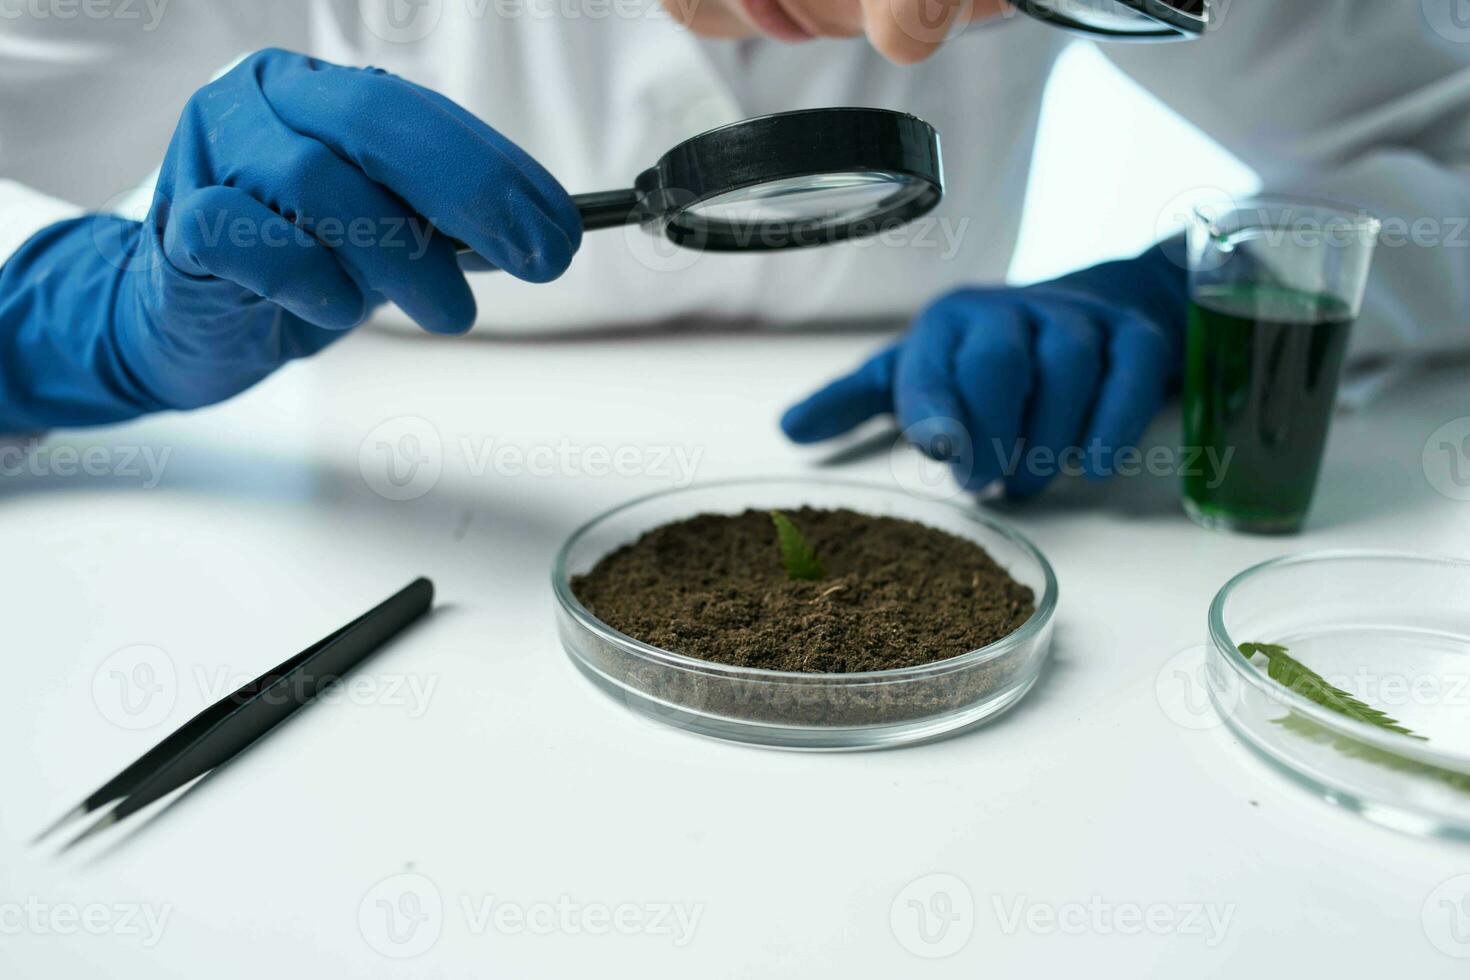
1239, 642, 1424, 738
770, 510, 825, 582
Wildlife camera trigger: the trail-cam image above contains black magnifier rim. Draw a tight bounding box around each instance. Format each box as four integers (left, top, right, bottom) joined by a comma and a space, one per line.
635, 107, 944, 252
1009, 0, 1208, 39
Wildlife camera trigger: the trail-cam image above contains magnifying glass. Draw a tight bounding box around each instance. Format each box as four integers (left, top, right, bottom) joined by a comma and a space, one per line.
1009, 0, 1209, 40
457, 107, 943, 262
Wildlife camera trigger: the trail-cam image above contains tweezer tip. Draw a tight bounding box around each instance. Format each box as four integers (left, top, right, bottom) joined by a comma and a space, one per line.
57, 811, 117, 854
30, 805, 87, 845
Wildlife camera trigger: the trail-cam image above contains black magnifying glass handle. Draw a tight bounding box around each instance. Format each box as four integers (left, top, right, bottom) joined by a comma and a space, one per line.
450, 189, 641, 256
572, 189, 645, 231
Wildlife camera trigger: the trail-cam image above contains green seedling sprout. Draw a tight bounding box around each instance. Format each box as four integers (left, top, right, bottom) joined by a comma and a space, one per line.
770, 510, 825, 582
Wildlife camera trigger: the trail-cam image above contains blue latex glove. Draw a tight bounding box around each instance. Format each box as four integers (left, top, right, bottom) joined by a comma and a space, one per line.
0, 48, 581, 432
782, 243, 1188, 497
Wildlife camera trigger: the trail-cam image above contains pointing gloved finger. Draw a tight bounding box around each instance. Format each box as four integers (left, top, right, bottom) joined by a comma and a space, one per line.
261, 55, 581, 282
1005, 303, 1104, 498
163, 186, 366, 331
237, 137, 477, 334
780, 346, 898, 443
949, 301, 1034, 492
893, 300, 974, 466
1082, 316, 1174, 479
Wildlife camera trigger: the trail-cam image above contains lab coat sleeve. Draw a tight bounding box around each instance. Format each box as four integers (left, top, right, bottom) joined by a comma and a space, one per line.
1101, 1, 1470, 358
0, 181, 83, 269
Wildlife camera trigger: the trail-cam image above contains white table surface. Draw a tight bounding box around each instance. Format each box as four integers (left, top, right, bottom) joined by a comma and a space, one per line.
2, 325, 1468, 978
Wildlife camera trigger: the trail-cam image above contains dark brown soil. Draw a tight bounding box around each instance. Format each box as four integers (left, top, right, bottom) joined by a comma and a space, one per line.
571, 507, 1036, 673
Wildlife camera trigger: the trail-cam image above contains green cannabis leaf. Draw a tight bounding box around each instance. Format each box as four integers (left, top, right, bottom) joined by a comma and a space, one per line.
770, 510, 825, 582
1242, 643, 1470, 797
1239, 643, 1424, 739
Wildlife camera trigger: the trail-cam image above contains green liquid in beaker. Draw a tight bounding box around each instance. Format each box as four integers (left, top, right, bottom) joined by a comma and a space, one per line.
1182, 283, 1354, 533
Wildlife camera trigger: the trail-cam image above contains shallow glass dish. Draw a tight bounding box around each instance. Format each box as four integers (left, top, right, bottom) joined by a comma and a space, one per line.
552, 479, 1058, 750
1206, 551, 1470, 839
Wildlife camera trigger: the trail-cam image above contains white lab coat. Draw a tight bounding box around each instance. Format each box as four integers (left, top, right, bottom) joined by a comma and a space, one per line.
0, 0, 1466, 358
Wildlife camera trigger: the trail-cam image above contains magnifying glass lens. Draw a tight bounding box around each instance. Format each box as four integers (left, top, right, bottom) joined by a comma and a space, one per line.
672, 170, 936, 249
1012, 0, 1206, 38
1061, 0, 1165, 32
686, 172, 921, 226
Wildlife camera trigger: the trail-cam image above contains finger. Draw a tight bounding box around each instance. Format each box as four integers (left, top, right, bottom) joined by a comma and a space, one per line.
457, 252, 499, 273
237, 135, 476, 334
893, 299, 975, 465
163, 185, 366, 331
781, 346, 898, 443
950, 302, 1034, 491
259, 53, 581, 282
1006, 304, 1104, 498
774, 0, 864, 38
739, 0, 814, 40
1082, 316, 1175, 479
858, 0, 963, 64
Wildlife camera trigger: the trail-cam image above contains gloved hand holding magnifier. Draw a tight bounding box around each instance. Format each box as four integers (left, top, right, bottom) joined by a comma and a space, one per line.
0, 49, 944, 435
455, 107, 944, 261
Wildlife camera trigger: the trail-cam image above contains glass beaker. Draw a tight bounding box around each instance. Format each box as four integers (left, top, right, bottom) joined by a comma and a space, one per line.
1183, 197, 1380, 534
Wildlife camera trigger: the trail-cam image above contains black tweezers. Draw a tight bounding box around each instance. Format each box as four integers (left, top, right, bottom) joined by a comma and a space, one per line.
34, 577, 434, 851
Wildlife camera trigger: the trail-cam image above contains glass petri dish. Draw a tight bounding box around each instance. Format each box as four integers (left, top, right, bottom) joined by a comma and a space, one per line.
1206, 551, 1470, 839
551, 479, 1058, 750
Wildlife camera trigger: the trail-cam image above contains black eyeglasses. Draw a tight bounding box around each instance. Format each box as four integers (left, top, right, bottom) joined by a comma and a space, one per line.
1010, 0, 1210, 40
